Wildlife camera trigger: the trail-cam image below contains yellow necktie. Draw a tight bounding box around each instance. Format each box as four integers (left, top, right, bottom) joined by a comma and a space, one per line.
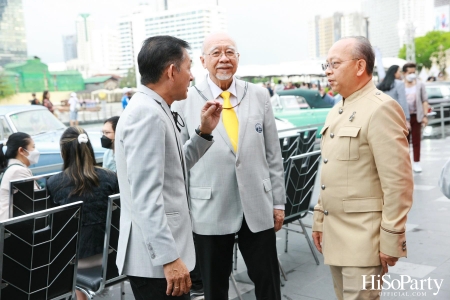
221, 91, 239, 152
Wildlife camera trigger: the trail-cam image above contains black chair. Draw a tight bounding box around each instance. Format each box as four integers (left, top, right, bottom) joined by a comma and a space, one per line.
0, 201, 83, 300
279, 128, 318, 159
9, 172, 59, 218
283, 150, 321, 265
75, 194, 127, 299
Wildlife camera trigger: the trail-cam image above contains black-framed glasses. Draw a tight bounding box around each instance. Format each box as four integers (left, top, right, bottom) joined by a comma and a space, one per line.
204, 49, 239, 58
171, 111, 185, 132
321, 58, 360, 71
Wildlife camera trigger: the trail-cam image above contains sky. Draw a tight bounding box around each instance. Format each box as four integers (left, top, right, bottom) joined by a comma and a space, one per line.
22, 0, 361, 66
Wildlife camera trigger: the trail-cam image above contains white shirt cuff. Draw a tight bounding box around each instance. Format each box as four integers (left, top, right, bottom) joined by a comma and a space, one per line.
273, 205, 285, 210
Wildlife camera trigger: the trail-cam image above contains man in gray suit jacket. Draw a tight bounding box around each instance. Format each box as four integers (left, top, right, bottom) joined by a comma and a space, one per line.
172, 32, 286, 300
115, 36, 222, 299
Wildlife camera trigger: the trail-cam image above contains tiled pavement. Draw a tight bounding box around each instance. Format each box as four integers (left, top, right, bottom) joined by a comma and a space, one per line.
102, 136, 450, 300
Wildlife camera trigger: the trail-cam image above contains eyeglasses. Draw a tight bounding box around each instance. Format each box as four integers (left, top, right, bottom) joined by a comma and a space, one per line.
321, 58, 360, 71
204, 49, 239, 58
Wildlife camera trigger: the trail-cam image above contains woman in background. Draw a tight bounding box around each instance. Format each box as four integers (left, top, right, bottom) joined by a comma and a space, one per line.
0, 133, 39, 221
377, 65, 411, 130
101, 116, 120, 172
47, 127, 119, 300
42, 90, 54, 114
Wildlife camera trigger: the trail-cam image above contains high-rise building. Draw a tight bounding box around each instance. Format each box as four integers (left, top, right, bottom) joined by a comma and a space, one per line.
92, 29, 120, 74
433, 0, 450, 31
0, 0, 27, 66
74, 14, 120, 77
118, 1, 227, 83
362, 0, 433, 58
308, 12, 367, 59
62, 35, 77, 62
75, 13, 94, 76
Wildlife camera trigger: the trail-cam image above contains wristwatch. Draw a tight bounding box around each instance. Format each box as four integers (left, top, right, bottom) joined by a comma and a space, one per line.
195, 126, 213, 141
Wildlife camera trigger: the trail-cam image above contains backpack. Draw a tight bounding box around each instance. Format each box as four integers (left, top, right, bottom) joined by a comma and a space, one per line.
0, 164, 23, 184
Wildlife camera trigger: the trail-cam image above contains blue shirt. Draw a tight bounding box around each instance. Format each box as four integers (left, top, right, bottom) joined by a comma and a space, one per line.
122, 95, 129, 109
102, 149, 116, 172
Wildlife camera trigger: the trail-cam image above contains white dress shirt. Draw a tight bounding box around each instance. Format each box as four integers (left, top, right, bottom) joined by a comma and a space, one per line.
206, 75, 285, 211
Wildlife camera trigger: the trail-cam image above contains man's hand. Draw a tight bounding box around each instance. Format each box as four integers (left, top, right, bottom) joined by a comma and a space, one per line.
406, 120, 411, 131
163, 258, 191, 296
312, 231, 323, 254
422, 116, 428, 127
199, 100, 223, 134
379, 252, 399, 277
273, 209, 285, 232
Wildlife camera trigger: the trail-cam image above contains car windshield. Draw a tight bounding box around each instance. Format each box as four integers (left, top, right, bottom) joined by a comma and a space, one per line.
272, 95, 310, 110
426, 86, 450, 99
9, 109, 66, 135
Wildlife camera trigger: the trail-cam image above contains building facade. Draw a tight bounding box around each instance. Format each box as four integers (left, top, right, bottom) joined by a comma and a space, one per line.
362, 0, 433, 58
62, 35, 78, 62
308, 12, 367, 59
0, 0, 27, 66
117, 2, 227, 84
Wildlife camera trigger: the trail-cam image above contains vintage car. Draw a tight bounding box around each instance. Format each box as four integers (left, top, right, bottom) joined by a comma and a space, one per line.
272, 89, 334, 137
425, 81, 450, 120
0, 105, 105, 175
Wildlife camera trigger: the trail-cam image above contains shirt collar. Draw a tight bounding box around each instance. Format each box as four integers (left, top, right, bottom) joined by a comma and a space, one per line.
207, 74, 237, 99
8, 158, 26, 167
343, 80, 376, 104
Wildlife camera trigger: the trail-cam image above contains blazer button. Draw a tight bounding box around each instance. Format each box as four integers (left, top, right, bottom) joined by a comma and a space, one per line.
321, 185, 325, 190
402, 241, 406, 246
324, 158, 328, 164
402, 247, 406, 251
151, 254, 156, 259
324, 210, 329, 216
339, 108, 343, 114
330, 133, 335, 138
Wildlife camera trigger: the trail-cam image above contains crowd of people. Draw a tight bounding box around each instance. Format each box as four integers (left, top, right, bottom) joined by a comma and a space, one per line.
29, 90, 81, 125
0, 32, 449, 300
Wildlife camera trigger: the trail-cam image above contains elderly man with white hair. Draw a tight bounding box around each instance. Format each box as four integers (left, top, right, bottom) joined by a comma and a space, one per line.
172, 32, 285, 300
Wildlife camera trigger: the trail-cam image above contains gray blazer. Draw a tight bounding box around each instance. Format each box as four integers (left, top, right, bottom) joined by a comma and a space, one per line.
383, 79, 410, 120
414, 80, 428, 121
115, 85, 213, 278
172, 78, 285, 235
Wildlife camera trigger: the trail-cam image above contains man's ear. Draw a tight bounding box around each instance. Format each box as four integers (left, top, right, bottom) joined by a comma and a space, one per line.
356, 60, 367, 77
200, 56, 206, 69
167, 64, 175, 81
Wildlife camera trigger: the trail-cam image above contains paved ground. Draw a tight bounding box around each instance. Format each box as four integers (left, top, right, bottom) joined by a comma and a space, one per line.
95, 132, 450, 300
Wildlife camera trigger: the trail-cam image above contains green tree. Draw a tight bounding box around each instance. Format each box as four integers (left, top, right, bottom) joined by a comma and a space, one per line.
119, 66, 137, 88
398, 31, 450, 69
0, 73, 15, 100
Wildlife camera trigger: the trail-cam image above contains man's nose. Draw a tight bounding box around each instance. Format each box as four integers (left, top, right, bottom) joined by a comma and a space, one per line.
218, 53, 231, 63
325, 67, 333, 76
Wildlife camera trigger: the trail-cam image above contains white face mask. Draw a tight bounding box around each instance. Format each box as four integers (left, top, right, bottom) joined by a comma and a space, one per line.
406, 73, 417, 82
24, 148, 40, 165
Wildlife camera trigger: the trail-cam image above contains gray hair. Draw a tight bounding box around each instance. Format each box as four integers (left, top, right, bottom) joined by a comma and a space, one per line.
341, 36, 375, 75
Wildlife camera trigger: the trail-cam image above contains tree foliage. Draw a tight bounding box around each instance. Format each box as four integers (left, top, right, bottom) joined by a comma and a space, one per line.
119, 66, 137, 88
398, 31, 450, 69
0, 73, 15, 100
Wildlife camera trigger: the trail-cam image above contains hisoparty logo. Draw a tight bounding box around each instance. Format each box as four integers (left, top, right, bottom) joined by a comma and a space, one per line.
362, 275, 444, 296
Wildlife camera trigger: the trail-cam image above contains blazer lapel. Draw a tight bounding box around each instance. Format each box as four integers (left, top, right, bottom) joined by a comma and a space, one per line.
195, 79, 236, 155
236, 79, 250, 157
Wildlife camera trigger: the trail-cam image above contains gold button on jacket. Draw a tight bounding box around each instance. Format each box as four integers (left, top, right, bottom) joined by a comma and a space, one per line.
313, 81, 413, 267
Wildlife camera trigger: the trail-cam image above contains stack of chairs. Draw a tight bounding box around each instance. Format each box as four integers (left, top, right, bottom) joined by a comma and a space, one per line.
3, 175, 127, 300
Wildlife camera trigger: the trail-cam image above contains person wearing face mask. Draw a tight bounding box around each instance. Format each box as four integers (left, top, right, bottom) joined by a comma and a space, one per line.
101, 116, 120, 172
0, 132, 40, 221
403, 62, 429, 173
